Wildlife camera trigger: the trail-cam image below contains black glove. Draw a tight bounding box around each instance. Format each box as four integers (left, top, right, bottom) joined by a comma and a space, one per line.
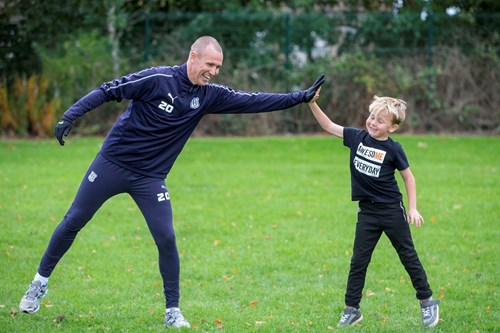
54, 115, 73, 146
302, 74, 325, 103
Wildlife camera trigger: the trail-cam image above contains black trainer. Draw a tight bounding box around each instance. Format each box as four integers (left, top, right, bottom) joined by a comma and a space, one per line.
420, 298, 440, 328
338, 306, 363, 327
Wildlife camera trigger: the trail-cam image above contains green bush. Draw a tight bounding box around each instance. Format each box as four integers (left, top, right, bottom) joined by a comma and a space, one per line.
36, 30, 128, 135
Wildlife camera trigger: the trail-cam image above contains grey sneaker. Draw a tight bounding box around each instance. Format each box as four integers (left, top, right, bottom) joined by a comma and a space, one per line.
164, 307, 190, 328
338, 306, 363, 327
420, 298, 440, 327
19, 280, 48, 314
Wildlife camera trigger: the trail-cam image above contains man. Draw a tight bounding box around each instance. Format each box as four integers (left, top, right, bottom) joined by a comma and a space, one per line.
19, 35, 324, 328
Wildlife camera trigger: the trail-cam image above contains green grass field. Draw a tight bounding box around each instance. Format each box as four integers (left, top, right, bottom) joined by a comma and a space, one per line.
1, 135, 498, 332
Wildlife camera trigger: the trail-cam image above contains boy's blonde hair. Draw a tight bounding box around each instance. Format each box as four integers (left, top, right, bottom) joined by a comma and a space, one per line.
369, 96, 407, 125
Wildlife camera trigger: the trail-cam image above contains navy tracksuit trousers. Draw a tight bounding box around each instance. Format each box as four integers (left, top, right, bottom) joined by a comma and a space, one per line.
38, 154, 180, 308
345, 201, 433, 308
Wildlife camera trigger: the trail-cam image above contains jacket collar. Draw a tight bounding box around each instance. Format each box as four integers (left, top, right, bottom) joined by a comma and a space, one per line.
178, 63, 200, 94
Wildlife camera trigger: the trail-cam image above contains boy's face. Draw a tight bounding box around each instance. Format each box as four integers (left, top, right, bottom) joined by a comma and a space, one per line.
365, 111, 399, 140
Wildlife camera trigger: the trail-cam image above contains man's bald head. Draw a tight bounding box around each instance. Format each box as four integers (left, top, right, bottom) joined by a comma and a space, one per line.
190, 36, 223, 56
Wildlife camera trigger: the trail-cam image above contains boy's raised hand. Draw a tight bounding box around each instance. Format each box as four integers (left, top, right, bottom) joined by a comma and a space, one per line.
308, 87, 322, 104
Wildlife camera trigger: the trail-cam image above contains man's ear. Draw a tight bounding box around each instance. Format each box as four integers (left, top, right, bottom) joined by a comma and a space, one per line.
189, 51, 198, 62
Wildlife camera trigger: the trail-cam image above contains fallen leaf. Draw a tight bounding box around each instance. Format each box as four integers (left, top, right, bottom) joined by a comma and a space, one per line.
439, 287, 445, 299
417, 142, 428, 148
53, 314, 65, 324
214, 318, 224, 329
250, 300, 258, 307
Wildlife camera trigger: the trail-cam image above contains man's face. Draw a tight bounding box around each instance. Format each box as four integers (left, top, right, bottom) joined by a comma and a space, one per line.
188, 45, 223, 86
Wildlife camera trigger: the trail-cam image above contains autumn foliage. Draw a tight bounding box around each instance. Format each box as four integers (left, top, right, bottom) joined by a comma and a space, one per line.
0, 75, 60, 137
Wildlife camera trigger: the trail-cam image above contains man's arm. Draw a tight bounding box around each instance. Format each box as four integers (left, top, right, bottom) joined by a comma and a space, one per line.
55, 67, 167, 145
54, 88, 109, 145
206, 74, 325, 115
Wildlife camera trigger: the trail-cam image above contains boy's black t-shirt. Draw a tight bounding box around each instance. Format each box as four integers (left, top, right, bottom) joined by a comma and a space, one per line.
343, 127, 410, 203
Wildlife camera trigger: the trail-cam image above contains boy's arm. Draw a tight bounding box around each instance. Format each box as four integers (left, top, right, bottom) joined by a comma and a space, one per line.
399, 167, 424, 227
307, 92, 344, 138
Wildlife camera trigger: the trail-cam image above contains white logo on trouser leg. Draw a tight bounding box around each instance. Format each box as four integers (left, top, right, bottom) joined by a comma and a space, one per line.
88, 171, 98, 182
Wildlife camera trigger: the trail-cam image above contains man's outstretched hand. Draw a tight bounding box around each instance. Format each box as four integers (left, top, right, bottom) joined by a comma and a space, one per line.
303, 74, 325, 103
55, 116, 73, 146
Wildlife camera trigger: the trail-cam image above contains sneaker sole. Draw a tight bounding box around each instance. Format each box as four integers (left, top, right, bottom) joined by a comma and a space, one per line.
20, 304, 40, 314
352, 314, 363, 325
337, 314, 363, 327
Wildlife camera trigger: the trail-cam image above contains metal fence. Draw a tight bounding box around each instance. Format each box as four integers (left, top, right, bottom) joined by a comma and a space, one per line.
137, 11, 499, 69
1, 11, 499, 136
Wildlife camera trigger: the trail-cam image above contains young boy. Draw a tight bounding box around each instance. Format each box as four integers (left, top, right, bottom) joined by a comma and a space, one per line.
308, 90, 439, 328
